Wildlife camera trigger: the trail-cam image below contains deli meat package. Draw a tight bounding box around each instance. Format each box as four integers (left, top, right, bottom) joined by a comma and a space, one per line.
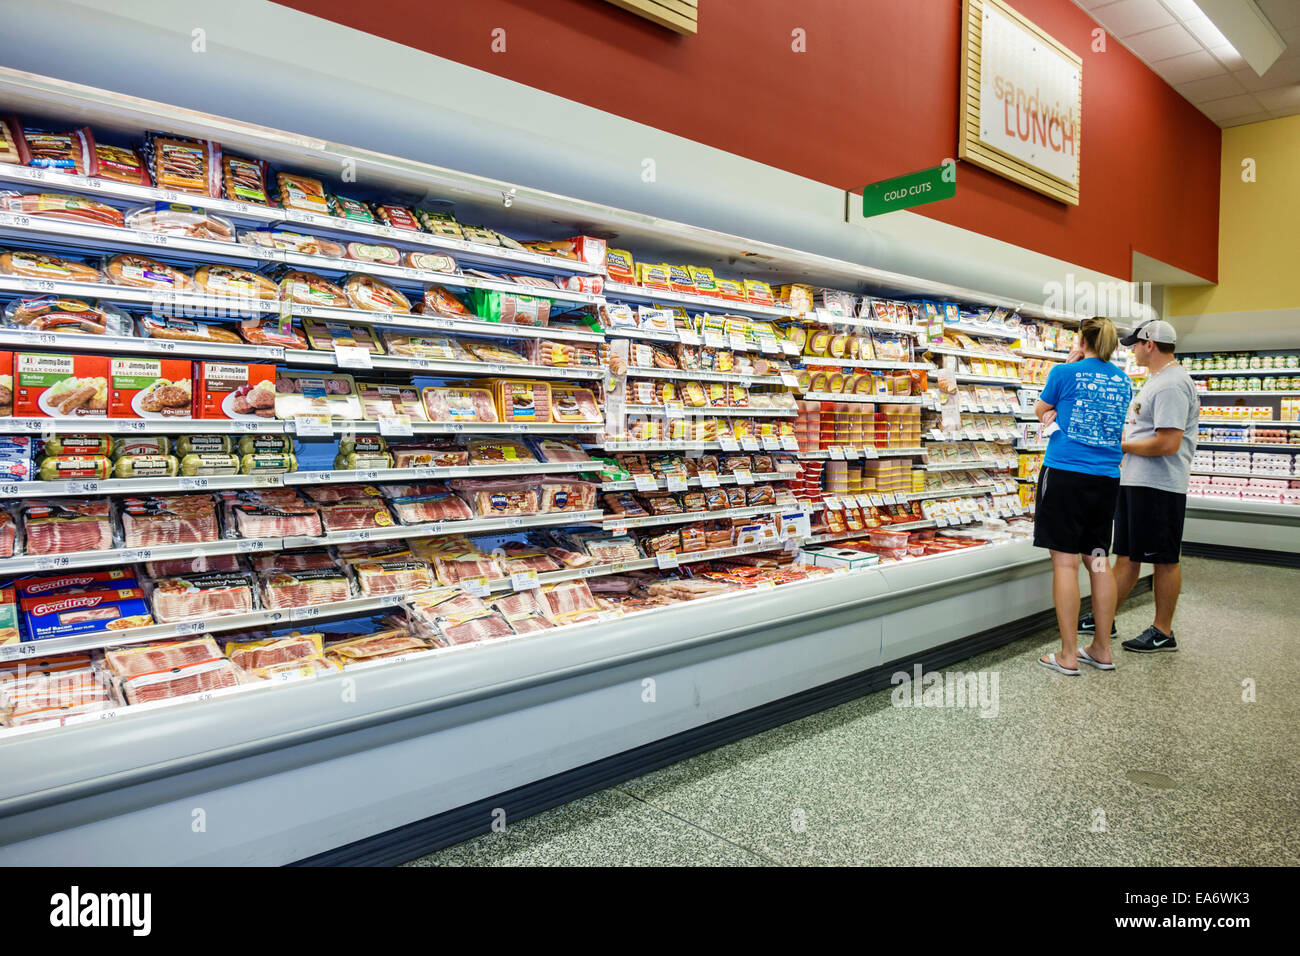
223, 489, 322, 539
550, 387, 602, 423
318, 498, 396, 533
358, 382, 427, 422
425, 539, 504, 587
410, 589, 515, 647
351, 558, 434, 597
105, 637, 244, 705
23, 498, 113, 555
149, 571, 256, 623
225, 633, 323, 671
539, 478, 597, 513
324, 629, 429, 669
422, 387, 498, 423
274, 372, 361, 421
540, 580, 600, 624
388, 485, 473, 524
259, 567, 352, 610
448, 477, 540, 517
490, 590, 555, 634
120, 494, 219, 548
531, 438, 591, 463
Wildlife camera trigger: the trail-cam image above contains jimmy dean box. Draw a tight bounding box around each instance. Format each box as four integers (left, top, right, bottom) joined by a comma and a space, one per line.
20, 588, 153, 641
0, 588, 18, 646
13, 352, 109, 418
110, 357, 193, 419
15, 569, 137, 599
0, 350, 12, 417
193, 361, 276, 420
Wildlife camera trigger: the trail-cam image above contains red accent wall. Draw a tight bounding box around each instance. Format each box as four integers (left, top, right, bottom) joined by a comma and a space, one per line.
276, 0, 1220, 281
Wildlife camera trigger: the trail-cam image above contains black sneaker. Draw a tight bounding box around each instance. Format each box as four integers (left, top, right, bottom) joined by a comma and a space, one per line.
1078, 613, 1118, 639
1122, 626, 1178, 653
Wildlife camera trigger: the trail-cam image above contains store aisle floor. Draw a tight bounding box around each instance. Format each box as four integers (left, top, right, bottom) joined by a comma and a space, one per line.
404, 556, 1299, 867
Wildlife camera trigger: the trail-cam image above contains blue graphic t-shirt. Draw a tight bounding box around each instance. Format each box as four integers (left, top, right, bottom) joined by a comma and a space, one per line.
1039, 358, 1132, 478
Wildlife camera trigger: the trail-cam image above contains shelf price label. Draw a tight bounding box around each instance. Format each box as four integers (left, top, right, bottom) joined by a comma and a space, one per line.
780, 435, 800, 451
378, 415, 414, 437
655, 552, 680, 570
294, 415, 334, 437
677, 329, 700, 346
739, 436, 760, 451
463, 577, 492, 598
719, 438, 741, 452
732, 469, 755, 486
633, 474, 660, 493
761, 435, 780, 450
827, 446, 845, 460
665, 475, 688, 492
729, 335, 749, 352
698, 471, 721, 488
510, 571, 541, 590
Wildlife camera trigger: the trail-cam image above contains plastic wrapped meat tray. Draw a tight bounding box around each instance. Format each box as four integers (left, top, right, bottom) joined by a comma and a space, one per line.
448, 478, 540, 517
22, 499, 113, 555
120, 494, 219, 548
324, 629, 428, 668
531, 439, 591, 463
410, 589, 515, 646
258, 568, 352, 610
431, 547, 503, 587
490, 590, 555, 634
318, 499, 395, 532
422, 387, 498, 423
352, 559, 435, 597
104, 637, 244, 704
149, 572, 256, 623
539, 478, 597, 513
225, 633, 323, 671
541, 580, 599, 622
1, 668, 119, 726
389, 487, 473, 524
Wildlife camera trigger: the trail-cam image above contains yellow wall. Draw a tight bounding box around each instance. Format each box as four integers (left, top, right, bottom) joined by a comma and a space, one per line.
1167, 113, 1300, 316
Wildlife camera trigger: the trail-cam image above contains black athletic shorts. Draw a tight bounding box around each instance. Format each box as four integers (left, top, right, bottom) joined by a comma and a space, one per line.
1112, 484, 1187, 564
1033, 465, 1121, 558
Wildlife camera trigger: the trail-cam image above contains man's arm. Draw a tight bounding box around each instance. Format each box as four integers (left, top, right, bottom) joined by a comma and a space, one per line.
1122, 427, 1183, 457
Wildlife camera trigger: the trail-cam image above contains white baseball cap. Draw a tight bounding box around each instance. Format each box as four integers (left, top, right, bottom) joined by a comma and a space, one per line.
1121, 319, 1177, 346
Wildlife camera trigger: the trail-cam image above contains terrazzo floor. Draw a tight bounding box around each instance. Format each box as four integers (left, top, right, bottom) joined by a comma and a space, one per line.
404, 556, 1299, 867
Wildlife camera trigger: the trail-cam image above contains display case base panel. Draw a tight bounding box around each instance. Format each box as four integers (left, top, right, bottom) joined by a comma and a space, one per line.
1184, 509, 1300, 566
0, 547, 1143, 866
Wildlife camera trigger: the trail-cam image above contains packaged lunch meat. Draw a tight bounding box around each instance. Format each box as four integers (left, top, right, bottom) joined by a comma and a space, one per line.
374, 204, 421, 232
549, 387, 601, 423
466, 438, 536, 464
19, 124, 93, 174
22, 498, 112, 554
193, 265, 278, 300
103, 253, 192, 291
345, 274, 410, 313
109, 357, 193, 419
357, 382, 427, 421
14, 352, 108, 417
416, 210, 463, 238
329, 195, 375, 223
531, 438, 591, 463
4, 297, 133, 336
421, 286, 471, 316
277, 270, 348, 308
192, 361, 277, 420
149, 572, 256, 624
125, 203, 234, 242
221, 154, 270, 204
276, 172, 330, 215
448, 478, 540, 517
495, 380, 551, 423
273, 371, 361, 420
120, 493, 218, 547
239, 317, 308, 350
464, 341, 527, 365
238, 229, 344, 258
143, 133, 220, 197
382, 333, 471, 361
406, 252, 457, 273
466, 289, 550, 326
138, 314, 242, 344
539, 478, 597, 513
423, 387, 498, 423
0, 249, 101, 283
259, 567, 352, 610
0, 190, 124, 228
345, 242, 400, 266
302, 319, 385, 354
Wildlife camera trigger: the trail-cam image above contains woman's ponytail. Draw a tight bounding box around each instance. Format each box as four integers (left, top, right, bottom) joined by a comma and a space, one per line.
1080, 316, 1118, 363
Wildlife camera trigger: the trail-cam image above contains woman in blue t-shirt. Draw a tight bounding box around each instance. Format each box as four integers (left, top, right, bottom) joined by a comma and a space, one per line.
1032, 317, 1132, 676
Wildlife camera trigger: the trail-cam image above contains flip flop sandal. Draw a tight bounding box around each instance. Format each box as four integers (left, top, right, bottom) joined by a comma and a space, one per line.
1078, 648, 1116, 671
1038, 653, 1080, 676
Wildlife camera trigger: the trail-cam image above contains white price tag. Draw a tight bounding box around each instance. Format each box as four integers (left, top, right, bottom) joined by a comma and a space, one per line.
174, 620, 208, 635
780, 373, 801, 388
666, 475, 688, 492
463, 578, 491, 598
843, 447, 860, 460
178, 476, 211, 491
698, 471, 720, 488
733, 469, 755, 486
869, 494, 885, 507
60, 480, 101, 495
35, 555, 73, 571
609, 524, 628, 537
703, 332, 726, 348
378, 415, 414, 437
677, 329, 700, 345
882, 493, 898, 505
761, 435, 780, 450
252, 473, 282, 487
930, 428, 947, 441
824, 496, 844, 510
510, 571, 540, 590
290, 605, 322, 621
781, 435, 800, 451
828, 446, 845, 460
738, 376, 754, 389
664, 403, 685, 420
781, 340, 801, 356
118, 420, 148, 432
509, 423, 529, 433
729, 335, 748, 352
855, 494, 874, 509
236, 538, 268, 554
655, 552, 680, 570
719, 438, 740, 452
740, 436, 760, 451
0, 483, 20, 497
633, 474, 660, 492
760, 340, 779, 354
294, 415, 333, 437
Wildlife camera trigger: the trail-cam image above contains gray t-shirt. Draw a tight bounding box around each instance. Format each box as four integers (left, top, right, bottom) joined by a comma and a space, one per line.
1120, 364, 1200, 494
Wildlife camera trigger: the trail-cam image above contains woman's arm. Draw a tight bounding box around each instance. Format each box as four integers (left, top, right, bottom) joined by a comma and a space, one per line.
1034, 398, 1057, 426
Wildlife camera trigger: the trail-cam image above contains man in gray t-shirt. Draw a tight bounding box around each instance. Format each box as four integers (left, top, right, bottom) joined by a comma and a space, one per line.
1079, 319, 1200, 654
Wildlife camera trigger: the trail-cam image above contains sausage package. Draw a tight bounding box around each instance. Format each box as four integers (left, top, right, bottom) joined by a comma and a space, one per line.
109, 357, 193, 419
422, 387, 498, 423
92, 143, 151, 186
3, 297, 133, 336
14, 352, 109, 418
358, 382, 427, 421
221, 155, 270, 204
275, 172, 329, 214
0, 250, 102, 284
549, 387, 601, 423
19, 124, 94, 175
104, 253, 192, 291
302, 319, 385, 354
192, 361, 277, 420
143, 132, 221, 197
494, 380, 552, 423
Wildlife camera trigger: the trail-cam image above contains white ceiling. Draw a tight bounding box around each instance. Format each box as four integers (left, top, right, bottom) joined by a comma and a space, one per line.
1074, 0, 1300, 126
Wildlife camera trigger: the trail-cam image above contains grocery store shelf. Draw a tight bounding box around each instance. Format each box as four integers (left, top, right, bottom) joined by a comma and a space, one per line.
0, 473, 281, 499
800, 313, 926, 337
795, 356, 931, 370
2, 417, 287, 435
1198, 418, 1300, 427
1185, 366, 1298, 377
0, 211, 285, 265
1015, 347, 1070, 361
795, 447, 926, 460
1186, 495, 1299, 519
1194, 440, 1299, 451
622, 404, 795, 418
0, 326, 283, 362
285, 461, 598, 485
1195, 389, 1300, 397
0, 274, 282, 316
925, 345, 1022, 363
604, 325, 683, 344
287, 349, 604, 381
925, 459, 1008, 472
488, 540, 790, 590
602, 280, 792, 320
624, 366, 785, 385
0, 537, 261, 576
268, 301, 606, 344
0, 592, 407, 663
0, 162, 284, 222
1191, 470, 1295, 480
942, 322, 1022, 341
601, 470, 790, 492
800, 392, 923, 405
927, 370, 1024, 386
283, 510, 605, 550
603, 502, 787, 530
597, 437, 797, 453
1016, 440, 1048, 451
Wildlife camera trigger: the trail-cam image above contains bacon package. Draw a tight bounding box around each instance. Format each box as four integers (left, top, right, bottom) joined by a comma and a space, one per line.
490, 589, 555, 634
466, 438, 536, 464
448, 477, 540, 517
388, 486, 474, 524
21, 587, 153, 641
120, 494, 219, 548
549, 387, 601, 423
22, 498, 113, 554
531, 438, 591, 463
539, 478, 598, 513
226, 633, 323, 670
387, 443, 469, 468
319, 498, 396, 533
352, 559, 435, 597
149, 572, 256, 623
259, 568, 352, 610
226, 492, 322, 538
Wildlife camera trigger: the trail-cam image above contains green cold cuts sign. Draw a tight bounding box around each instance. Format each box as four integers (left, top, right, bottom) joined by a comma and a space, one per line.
862, 164, 956, 218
